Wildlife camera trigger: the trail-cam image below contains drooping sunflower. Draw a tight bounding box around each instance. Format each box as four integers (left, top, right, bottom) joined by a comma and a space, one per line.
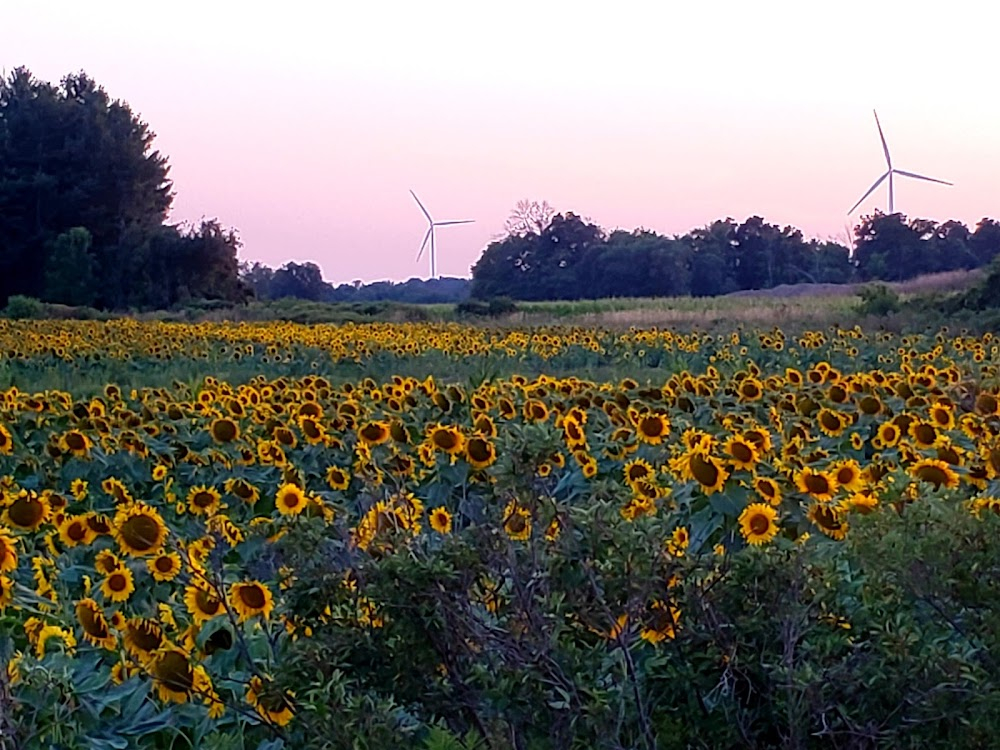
723, 435, 760, 471
0, 576, 14, 610
357, 421, 391, 446
428, 424, 465, 456
275, 483, 308, 516
184, 584, 224, 625
58, 514, 96, 548
224, 477, 260, 505
298, 416, 326, 445
666, 526, 689, 557
752, 475, 782, 506
561, 417, 588, 449
230, 581, 275, 622
678, 450, 729, 495
0, 529, 18, 574
640, 600, 680, 644
75, 598, 117, 650
466, 436, 497, 469
147, 551, 182, 582
909, 458, 960, 490
522, 399, 549, 423
816, 408, 848, 438
738, 503, 779, 546
246, 675, 296, 727
209, 417, 240, 444
60, 430, 93, 458
807, 503, 848, 540
502, 501, 532, 541
101, 477, 133, 504
100, 566, 136, 603
0, 424, 13, 455
325, 465, 350, 491
5, 490, 50, 532
149, 647, 213, 705
429, 507, 453, 534
794, 466, 839, 503
623, 458, 655, 488
123, 617, 164, 662
186, 485, 221, 516
113, 503, 168, 556
70, 479, 89, 501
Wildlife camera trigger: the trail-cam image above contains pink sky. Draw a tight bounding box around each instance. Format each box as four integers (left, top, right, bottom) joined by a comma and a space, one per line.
7, 1, 999, 283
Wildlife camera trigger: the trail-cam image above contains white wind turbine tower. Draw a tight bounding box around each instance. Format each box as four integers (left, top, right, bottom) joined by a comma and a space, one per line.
410, 190, 474, 279
847, 110, 952, 216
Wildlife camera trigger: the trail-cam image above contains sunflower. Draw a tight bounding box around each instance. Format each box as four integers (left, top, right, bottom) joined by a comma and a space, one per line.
428, 424, 465, 455
357, 421, 391, 446
147, 551, 182, 582
875, 422, 901, 448
752, 475, 782, 506
909, 458, 960, 490
623, 458, 655, 488
186, 485, 221, 516
95, 549, 122, 576
466, 436, 497, 469
429, 507, 452, 534
152, 465, 169, 482
666, 526, 689, 557
275, 483, 308, 516
522, 399, 549, 422
325, 465, 350, 491
102, 477, 133, 504
113, 503, 168, 556
246, 675, 296, 727
60, 430, 92, 457
149, 647, 213, 705
58, 514, 96, 548
807, 503, 848, 540
561, 417, 588, 449
640, 600, 680, 643
634, 413, 670, 445
100, 566, 136, 603
224, 477, 260, 505
816, 408, 848, 438
184, 584, 224, 625
75, 598, 116, 650
724, 436, 759, 471
737, 377, 764, 402
298, 416, 326, 445
738, 503, 779, 546
123, 618, 164, 662
502, 501, 532, 541
70, 479, 89, 501
5, 490, 50, 531
677, 450, 729, 495
830, 460, 864, 493
229, 581, 275, 622
0, 424, 13, 454
0, 576, 14, 610
0, 529, 18, 574
794, 466, 839, 503
209, 417, 240, 444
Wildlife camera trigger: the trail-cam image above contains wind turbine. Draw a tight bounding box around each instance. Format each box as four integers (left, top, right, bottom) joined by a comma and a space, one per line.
847, 110, 952, 216
410, 190, 474, 279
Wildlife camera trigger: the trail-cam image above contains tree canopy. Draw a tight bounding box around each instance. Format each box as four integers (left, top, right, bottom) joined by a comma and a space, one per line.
0, 67, 245, 309
470, 206, 1000, 301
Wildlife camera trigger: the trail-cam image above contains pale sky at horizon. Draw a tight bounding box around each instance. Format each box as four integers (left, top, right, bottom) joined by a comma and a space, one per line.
6, 1, 999, 283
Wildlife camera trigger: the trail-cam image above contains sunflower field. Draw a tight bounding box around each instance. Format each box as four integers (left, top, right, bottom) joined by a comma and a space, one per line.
1, 319, 1000, 748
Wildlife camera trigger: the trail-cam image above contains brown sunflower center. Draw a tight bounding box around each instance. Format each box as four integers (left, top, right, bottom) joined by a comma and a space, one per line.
212, 419, 238, 442
195, 588, 222, 615
804, 474, 831, 496
8, 496, 44, 528
128, 621, 163, 652
690, 453, 720, 488
154, 651, 195, 693
120, 514, 162, 552
238, 584, 267, 610
749, 514, 770, 535
154, 556, 175, 573
107, 573, 129, 592
730, 442, 754, 463
432, 429, 459, 451
76, 602, 109, 639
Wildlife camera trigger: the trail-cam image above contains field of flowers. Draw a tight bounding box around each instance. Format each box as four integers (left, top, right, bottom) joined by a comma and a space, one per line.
1, 319, 999, 748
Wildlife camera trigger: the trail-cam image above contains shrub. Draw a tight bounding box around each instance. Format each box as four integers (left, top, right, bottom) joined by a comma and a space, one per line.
855, 284, 901, 316
2, 295, 45, 319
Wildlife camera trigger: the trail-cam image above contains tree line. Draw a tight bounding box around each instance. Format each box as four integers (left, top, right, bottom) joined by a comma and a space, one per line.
470, 207, 1000, 301
0, 68, 245, 310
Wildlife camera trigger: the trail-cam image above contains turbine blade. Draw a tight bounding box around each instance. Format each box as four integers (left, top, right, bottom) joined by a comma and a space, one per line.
433, 220, 475, 226
874, 110, 892, 168
892, 169, 953, 186
416, 227, 432, 261
409, 189, 432, 223
847, 171, 889, 215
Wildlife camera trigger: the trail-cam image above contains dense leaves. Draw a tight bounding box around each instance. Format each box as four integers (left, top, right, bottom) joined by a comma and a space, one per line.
0, 68, 246, 310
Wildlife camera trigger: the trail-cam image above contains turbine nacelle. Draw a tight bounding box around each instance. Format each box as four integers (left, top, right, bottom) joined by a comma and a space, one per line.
847, 110, 952, 216
410, 190, 474, 279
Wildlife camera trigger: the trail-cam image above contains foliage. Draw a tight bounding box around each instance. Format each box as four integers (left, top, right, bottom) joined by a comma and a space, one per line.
855, 284, 901, 316
2, 296, 44, 320
454, 297, 517, 317
0, 68, 245, 310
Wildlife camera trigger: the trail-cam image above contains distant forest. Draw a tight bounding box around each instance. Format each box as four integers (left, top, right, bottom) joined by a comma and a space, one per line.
4, 67, 1000, 311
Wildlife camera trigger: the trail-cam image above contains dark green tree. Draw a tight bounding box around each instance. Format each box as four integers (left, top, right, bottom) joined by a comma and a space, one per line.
41, 227, 96, 306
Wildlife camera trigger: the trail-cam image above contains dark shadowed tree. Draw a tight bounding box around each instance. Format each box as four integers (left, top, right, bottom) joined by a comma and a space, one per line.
269, 262, 332, 301
42, 227, 96, 306
502, 199, 555, 238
